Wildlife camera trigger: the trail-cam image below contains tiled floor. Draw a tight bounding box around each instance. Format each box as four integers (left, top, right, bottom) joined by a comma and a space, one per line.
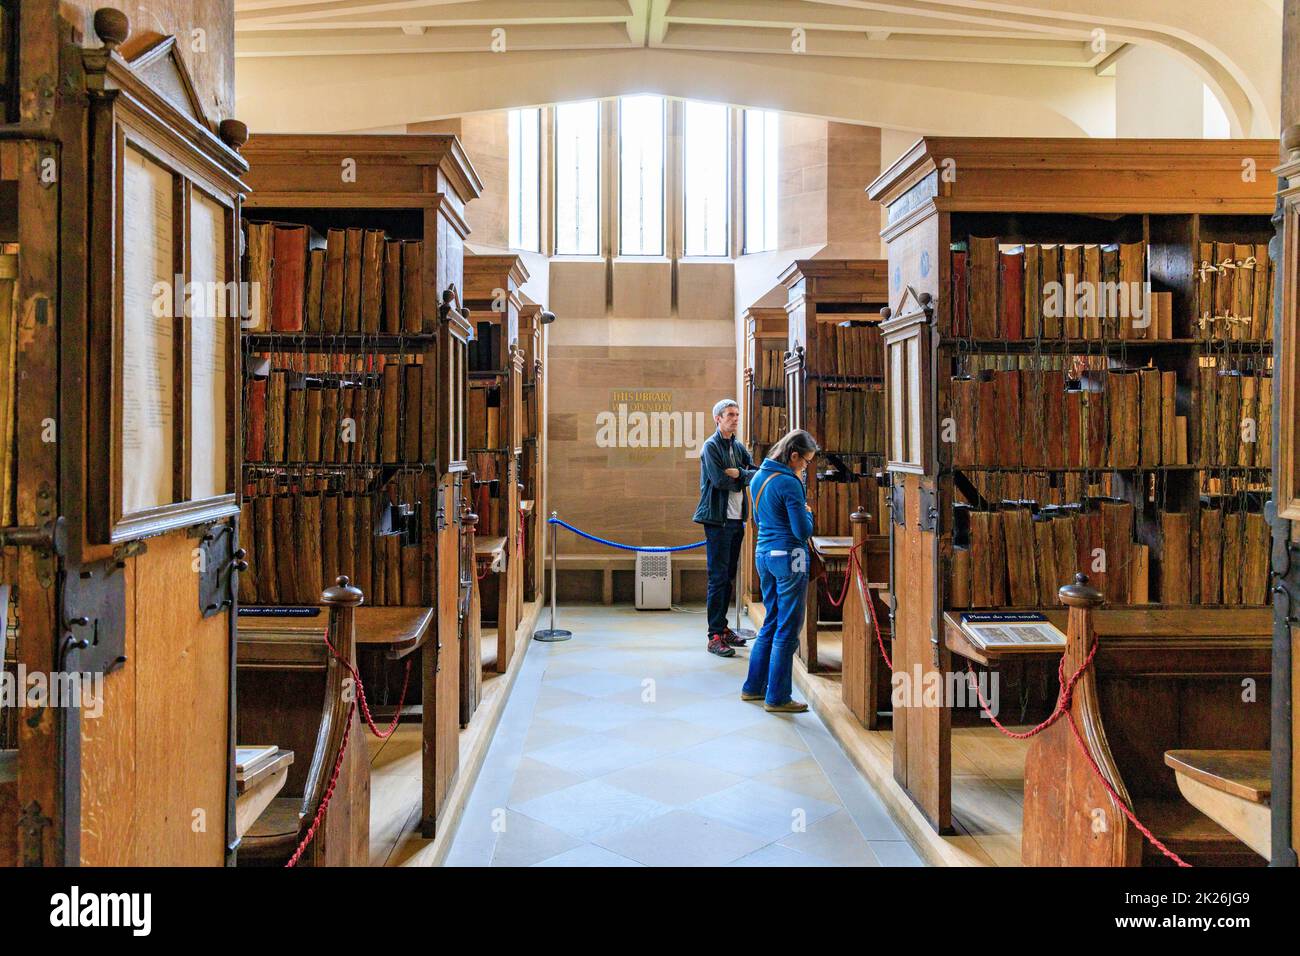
443, 604, 925, 867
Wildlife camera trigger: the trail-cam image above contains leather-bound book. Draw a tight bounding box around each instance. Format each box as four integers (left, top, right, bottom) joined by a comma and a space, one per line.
265, 370, 287, 462
1064, 387, 1083, 468
1232, 243, 1255, 342
968, 511, 992, 607
1259, 375, 1273, 466
361, 229, 385, 333
1221, 512, 1244, 606
273, 494, 300, 603
1139, 367, 1161, 467
319, 386, 339, 463
245, 376, 267, 462
1161, 511, 1192, 604
1042, 368, 1067, 470
1099, 500, 1132, 605
1212, 242, 1236, 339
1075, 509, 1103, 596
1023, 245, 1042, 339
402, 241, 425, 334
1081, 245, 1102, 339
384, 239, 403, 334
304, 248, 326, 333
298, 494, 324, 602
952, 376, 975, 467
968, 236, 1000, 339
353, 496, 374, 600
1239, 374, 1257, 467
1160, 371, 1177, 465
254, 495, 279, 603
382, 363, 400, 461
270, 224, 308, 332
404, 364, 422, 461
1000, 247, 1024, 341
321, 493, 340, 591
1118, 242, 1145, 340
1250, 243, 1271, 340
1060, 244, 1082, 339
949, 547, 970, 609
1003, 507, 1039, 607
1198, 365, 1217, 465
244, 222, 274, 331
1199, 507, 1222, 605
1106, 370, 1140, 468
322, 228, 346, 333
994, 370, 1021, 467
976, 371, 998, 466
337, 494, 357, 592
1243, 512, 1269, 605
1196, 241, 1215, 340
1100, 244, 1120, 338
402, 537, 422, 605
304, 386, 323, 461
383, 526, 400, 605
1129, 544, 1150, 604
238, 500, 257, 604
1216, 370, 1241, 467
1033, 516, 1058, 606
286, 382, 307, 462
1052, 514, 1077, 602
342, 227, 364, 332
362, 381, 382, 463
1040, 244, 1061, 339
988, 511, 1008, 606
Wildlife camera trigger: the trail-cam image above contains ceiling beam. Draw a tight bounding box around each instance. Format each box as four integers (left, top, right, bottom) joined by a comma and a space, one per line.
236, 21, 639, 55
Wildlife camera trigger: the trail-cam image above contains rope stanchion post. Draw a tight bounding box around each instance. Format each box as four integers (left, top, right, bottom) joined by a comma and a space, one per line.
533, 511, 572, 642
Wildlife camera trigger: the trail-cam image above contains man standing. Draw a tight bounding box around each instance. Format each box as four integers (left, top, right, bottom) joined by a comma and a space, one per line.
693, 399, 757, 657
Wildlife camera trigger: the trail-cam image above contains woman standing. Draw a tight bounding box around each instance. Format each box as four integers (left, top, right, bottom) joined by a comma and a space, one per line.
742, 429, 819, 713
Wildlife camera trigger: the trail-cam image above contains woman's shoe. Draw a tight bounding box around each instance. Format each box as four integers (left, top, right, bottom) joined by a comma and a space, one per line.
741, 691, 764, 701
764, 700, 809, 714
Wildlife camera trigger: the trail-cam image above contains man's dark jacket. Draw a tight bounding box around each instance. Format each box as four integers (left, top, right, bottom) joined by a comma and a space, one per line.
693, 430, 758, 526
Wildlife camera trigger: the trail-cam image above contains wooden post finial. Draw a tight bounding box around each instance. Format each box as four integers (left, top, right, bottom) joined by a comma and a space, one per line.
1059, 572, 1103, 608
93, 8, 130, 50
322, 575, 364, 607
849, 508, 871, 524
219, 119, 249, 151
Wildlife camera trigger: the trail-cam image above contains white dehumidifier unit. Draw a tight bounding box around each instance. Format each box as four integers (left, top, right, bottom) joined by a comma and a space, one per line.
635, 551, 672, 610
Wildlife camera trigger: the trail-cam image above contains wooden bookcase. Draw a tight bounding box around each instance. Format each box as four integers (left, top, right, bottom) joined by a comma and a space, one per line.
741, 304, 788, 605
464, 253, 526, 674
779, 259, 891, 673
519, 299, 549, 605
239, 132, 482, 838
868, 136, 1279, 833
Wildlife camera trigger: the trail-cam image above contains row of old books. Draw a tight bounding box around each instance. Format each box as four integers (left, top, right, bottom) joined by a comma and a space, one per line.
1198, 364, 1273, 467
950, 366, 1188, 470
815, 386, 885, 455
813, 476, 888, 538
812, 321, 884, 378
0, 246, 18, 527
963, 471, 1114, 509
1197, 242, 1274, 340
244, 221, 427, 335
953, 238, 1149, 340
238, 485, 426, 607
950, 501, 1269, 608
244, 355, 432, 464
755, 346, 786, 389
751, 401, 788, 451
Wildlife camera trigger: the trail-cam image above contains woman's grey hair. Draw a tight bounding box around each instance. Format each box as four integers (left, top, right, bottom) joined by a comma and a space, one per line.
712, 399, 740, 419
767, 429, 820, 465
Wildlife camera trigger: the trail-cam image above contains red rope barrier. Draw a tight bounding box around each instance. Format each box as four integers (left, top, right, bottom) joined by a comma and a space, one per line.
285, 700, 354, 868
964, 636, 1190, 866
845, 545, 891, 670
321, 622, 414, 741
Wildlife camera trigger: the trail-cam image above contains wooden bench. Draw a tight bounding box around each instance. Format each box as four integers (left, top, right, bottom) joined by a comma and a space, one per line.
1020, 577, 1269, 867
475, 535, 511, 673
460, 484, 482, 726
554, 553, 709, 605
234, 748, 294, 840
235, 577, 369, 866
1165, 750, 1271, 860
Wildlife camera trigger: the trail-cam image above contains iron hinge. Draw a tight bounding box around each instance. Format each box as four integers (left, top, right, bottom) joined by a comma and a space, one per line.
193, 521, 244, 618
919, 484, 940, 533
889, 482, 905, 527
1271, 535, 1300, 624
18, 801, 51, 867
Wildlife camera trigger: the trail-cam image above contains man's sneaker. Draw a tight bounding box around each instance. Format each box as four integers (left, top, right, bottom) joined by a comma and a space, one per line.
707, 634, 736, 658
764, 700, 809, 714
721, 628, 748, 648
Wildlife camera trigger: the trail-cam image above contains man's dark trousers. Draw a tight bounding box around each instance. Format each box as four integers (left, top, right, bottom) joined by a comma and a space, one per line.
705, 519, 745, 637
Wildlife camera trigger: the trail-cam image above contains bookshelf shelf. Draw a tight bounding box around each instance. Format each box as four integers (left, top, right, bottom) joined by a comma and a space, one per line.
239, 132, 482, 837
868, 135, 1280, 833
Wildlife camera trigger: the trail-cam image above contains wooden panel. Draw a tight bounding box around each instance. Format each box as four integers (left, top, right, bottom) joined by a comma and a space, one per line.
82, 532, 228, 865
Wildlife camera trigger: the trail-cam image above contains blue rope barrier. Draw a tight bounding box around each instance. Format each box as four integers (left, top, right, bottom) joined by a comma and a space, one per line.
548, 516, 706, 553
